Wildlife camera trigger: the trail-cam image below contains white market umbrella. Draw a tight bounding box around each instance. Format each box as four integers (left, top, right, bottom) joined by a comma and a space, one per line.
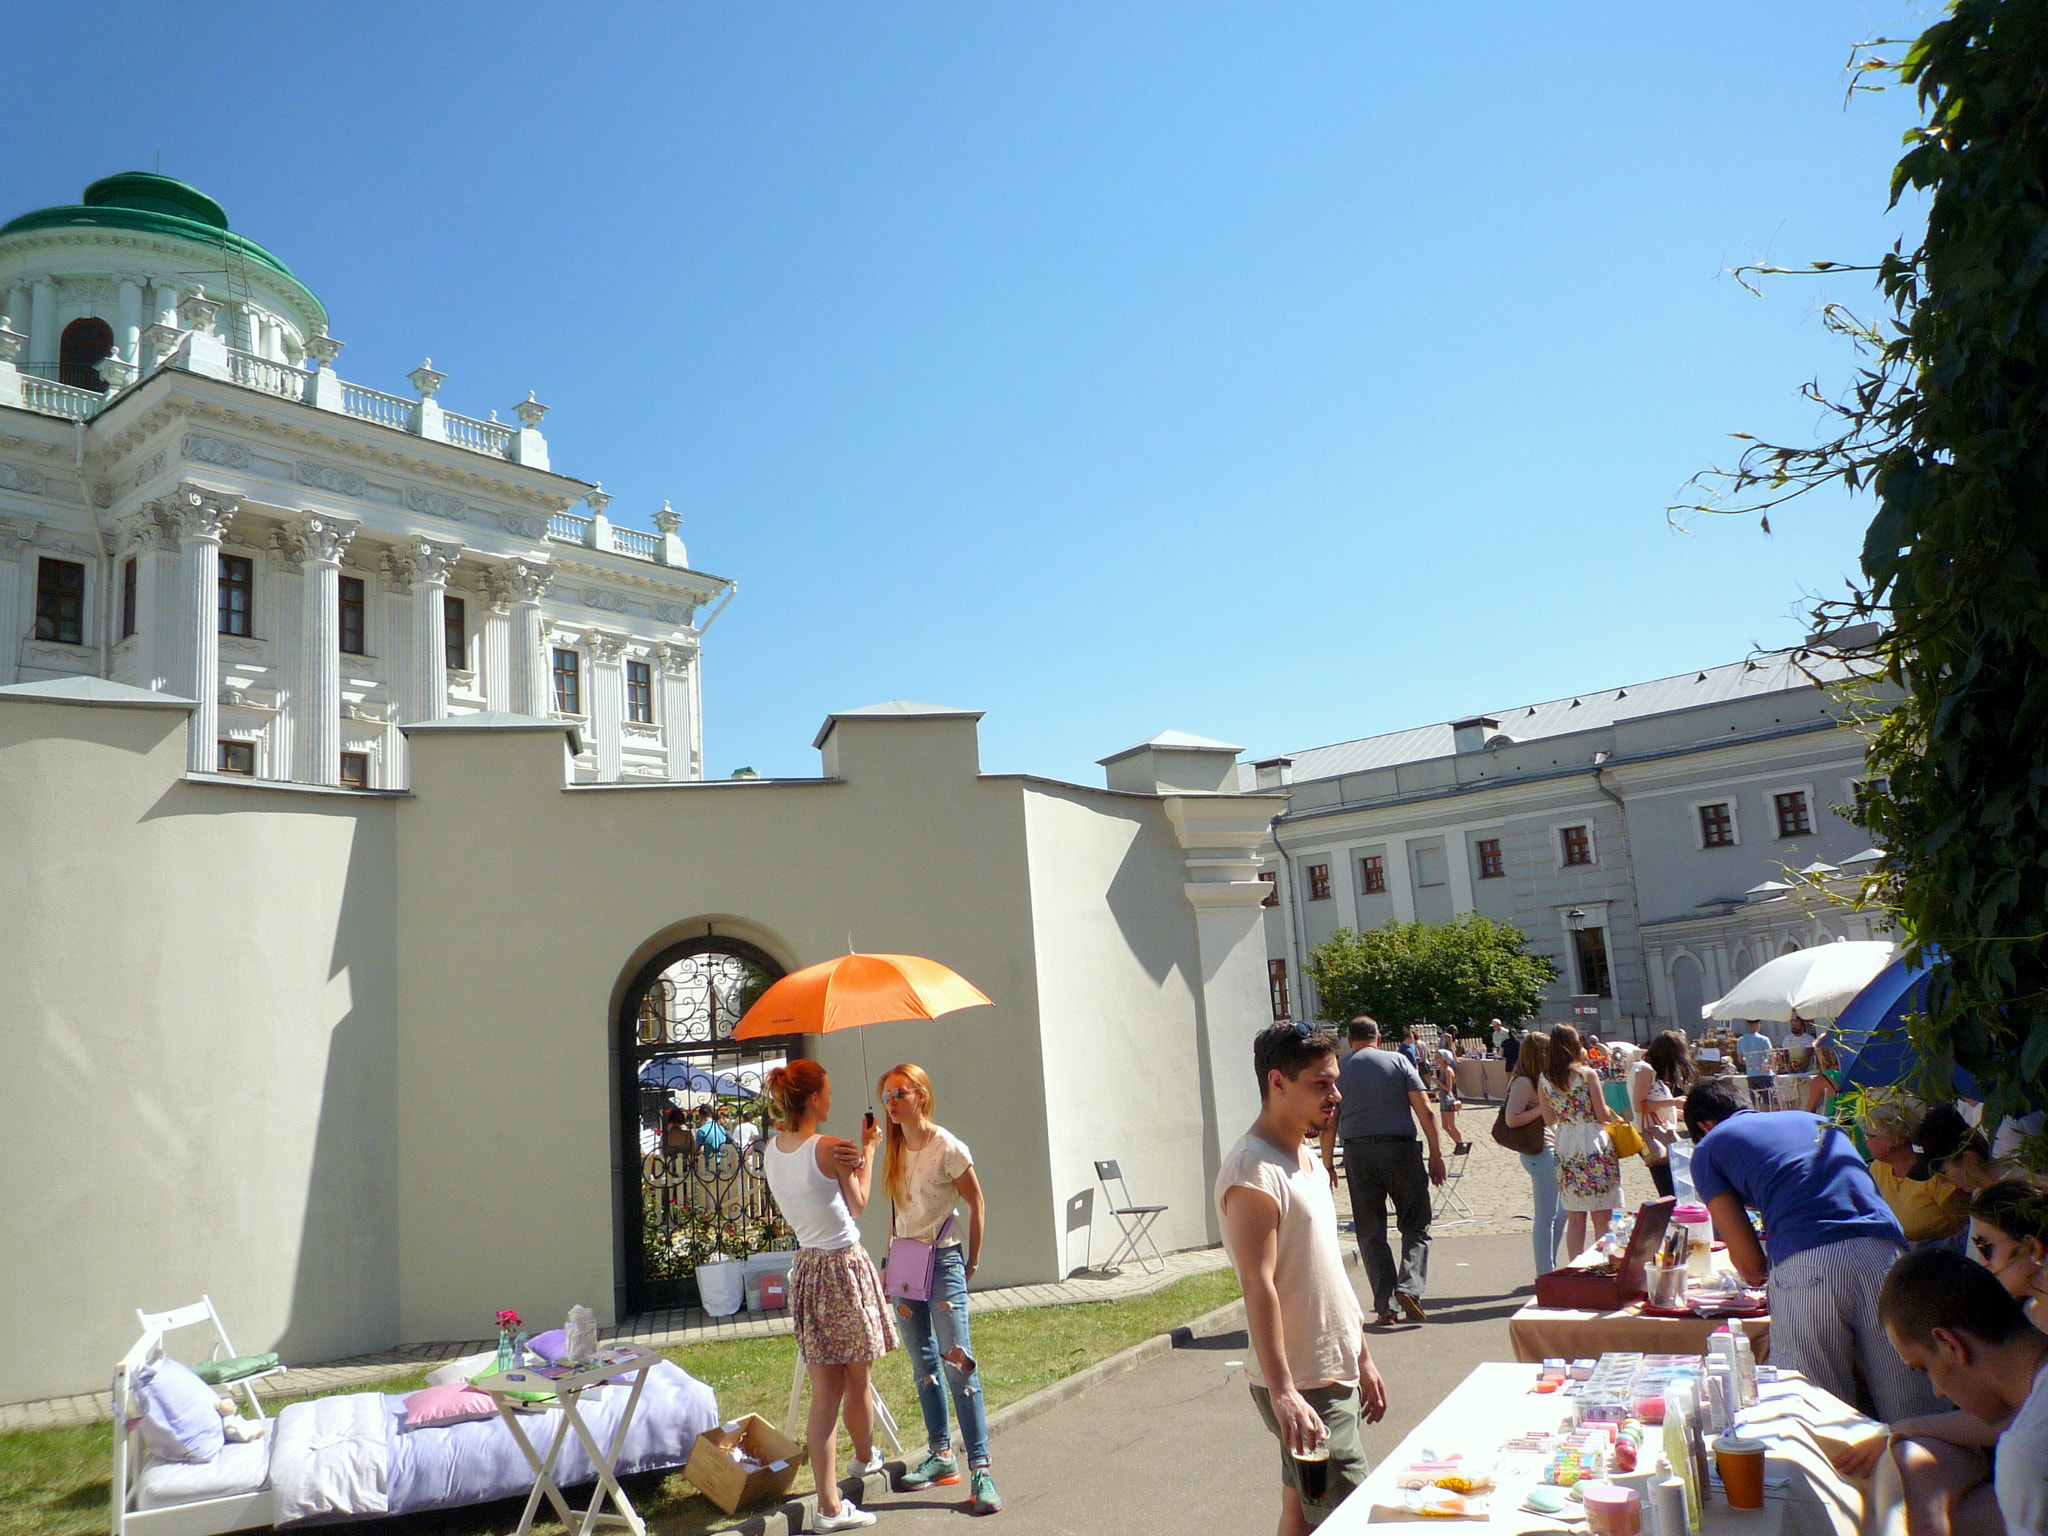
1702, 939, 1895, 1023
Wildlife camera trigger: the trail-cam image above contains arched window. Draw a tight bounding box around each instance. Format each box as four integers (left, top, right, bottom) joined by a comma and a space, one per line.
59, 317, 114, 392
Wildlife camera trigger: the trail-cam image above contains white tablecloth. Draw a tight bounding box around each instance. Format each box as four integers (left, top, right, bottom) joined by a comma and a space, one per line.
1322, 1362, 1895, 1536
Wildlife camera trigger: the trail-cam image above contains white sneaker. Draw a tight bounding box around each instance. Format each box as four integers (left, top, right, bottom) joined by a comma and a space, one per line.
815, 1501, 877, 1531
846, 1448, 887, 1480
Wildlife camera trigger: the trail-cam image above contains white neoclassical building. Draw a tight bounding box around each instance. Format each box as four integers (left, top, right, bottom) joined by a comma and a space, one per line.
0, 172, 729, 787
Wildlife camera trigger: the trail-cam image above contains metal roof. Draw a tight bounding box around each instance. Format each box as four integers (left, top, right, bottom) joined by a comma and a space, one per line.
1281, 654, 1862, 783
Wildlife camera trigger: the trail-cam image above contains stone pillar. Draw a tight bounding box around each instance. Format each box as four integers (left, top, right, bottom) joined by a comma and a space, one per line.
281, 513, 358, 785
304, 328, 345, 411
390, 537, 461, 722
0, 323, 23, 408
511, 392, 550, 471
586, 630, 628, 780
654, 501, 688, 567
490, 559, 552, 716
408, 360, 447, 443
657, 642, 697, 780
27, 275, 57, 369
480, 583, 512, 712
161, 485, 238, 772
0, 520, 29, 686
116, 275, 144, 366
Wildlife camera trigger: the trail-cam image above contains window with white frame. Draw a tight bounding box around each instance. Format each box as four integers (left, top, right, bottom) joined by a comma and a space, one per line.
1773, 789, 1813, 839
1559, 824, 1593, 867
1697, 801, 1736, 849
1307, 863, 1332, 901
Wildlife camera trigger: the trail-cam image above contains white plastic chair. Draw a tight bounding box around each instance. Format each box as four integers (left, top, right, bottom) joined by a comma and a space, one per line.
133, 1295, 286, 1418
1094, 1160, 1168, 1275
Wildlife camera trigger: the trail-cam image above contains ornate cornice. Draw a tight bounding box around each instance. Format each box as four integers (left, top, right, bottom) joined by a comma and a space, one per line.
156, 482, 238, 543
278, 510, 358, 567
383, 535, 462, 589
489, 557, 551, 606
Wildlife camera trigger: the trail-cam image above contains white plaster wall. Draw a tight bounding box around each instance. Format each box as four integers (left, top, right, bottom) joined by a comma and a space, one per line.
0, 698, 399, 1405
1020, 785, 1212, 1272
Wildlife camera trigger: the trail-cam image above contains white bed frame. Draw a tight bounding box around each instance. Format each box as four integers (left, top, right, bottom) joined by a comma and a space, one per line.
111, 1312, 275, 1536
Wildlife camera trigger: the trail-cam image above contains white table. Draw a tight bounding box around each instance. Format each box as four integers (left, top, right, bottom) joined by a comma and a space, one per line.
1322, 1362, 1896, 1536
471, 1348, 660, 1536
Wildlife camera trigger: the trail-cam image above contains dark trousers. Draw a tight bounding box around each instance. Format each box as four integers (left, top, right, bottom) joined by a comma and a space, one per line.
1343, 1136, 1431, 1312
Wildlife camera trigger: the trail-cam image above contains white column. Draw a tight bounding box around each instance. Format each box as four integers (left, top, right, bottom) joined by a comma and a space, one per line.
657, 642, 696, 780
0, 521, 27, 686
493, 559, 551, 715
267, 539, 302, 776
116, 276, 143, 366
481, 597, 511, 711
1385, 837, 1417, 923
27, 275, 57, 369
586, 630, 627, 780
281, 513, 358, 785
4, 284, 28, 337
400, 539, 460, 722
161, 485, 237, 772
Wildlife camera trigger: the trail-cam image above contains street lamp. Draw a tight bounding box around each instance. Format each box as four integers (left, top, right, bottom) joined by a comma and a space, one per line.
1566, 908, 1586, 930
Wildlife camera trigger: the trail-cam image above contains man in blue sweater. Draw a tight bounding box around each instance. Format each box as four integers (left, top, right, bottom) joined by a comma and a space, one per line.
1683, 1079, 1935, 1420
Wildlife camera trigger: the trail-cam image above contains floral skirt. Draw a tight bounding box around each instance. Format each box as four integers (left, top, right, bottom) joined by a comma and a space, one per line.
1553, 1120, 1620, 1212
790, 1245, 899, 1365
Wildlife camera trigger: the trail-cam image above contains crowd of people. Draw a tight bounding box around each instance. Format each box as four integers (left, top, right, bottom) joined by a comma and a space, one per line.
1218, 1020, 2048, 1536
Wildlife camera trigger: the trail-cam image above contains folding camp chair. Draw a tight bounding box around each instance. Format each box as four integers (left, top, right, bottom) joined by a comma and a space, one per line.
1432, 1143, 1479, 1227
134, 1295, 286, 1418
785, 1352, 907, 1458
1094, 1160, 1168, 1275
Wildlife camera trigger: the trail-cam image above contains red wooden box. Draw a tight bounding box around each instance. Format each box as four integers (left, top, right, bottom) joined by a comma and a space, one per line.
1533, 1198, 1676, 1310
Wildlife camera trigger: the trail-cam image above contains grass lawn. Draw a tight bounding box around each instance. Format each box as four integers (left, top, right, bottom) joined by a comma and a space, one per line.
1, 1267, 1240, 1536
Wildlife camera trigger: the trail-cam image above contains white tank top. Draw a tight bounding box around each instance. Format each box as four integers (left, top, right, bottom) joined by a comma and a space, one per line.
763, 1134, 862, 1252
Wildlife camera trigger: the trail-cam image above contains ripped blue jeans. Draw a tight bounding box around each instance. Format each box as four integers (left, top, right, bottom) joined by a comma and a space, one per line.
893, 1245, 989, 1468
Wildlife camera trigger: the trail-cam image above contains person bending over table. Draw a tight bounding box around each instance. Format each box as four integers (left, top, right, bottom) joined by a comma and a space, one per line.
1223, 1024, 1391, 1534
1911, 1105, 2014, 1198
1683, 1080, 1935, 1421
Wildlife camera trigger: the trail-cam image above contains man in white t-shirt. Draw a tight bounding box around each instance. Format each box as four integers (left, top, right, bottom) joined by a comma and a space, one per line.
1218, 1024, 1390, 1532
1878, 1248, 2048, 1536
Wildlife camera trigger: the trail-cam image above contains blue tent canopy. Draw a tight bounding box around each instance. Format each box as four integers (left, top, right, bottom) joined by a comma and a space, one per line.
1828, 953, 1976, 1096
636, 1058, 757, 1095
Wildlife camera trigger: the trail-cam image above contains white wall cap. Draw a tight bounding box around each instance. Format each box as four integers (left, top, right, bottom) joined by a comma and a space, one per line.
401, 710, 582, 757
0, 677, 195, 710
1097, 729, 1244, 766
811, 700, 983, 749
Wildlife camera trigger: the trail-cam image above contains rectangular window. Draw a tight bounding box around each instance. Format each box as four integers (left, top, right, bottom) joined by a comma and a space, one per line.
1268, 959, 1291, 1022
626, 659, 653, 723
443, 596, 466, 673
218, 554, 253, 637
1258, 871, 1279, 908
1360, 855, 1386, 894
1307, 863, 1331, 901
339, 751, 369, 789
1561, 825, 1592, 866
1573, 926, 1613, 998
216, 740, 254, 776
1774, 790, 1812, 838
1476, 838, 1504, 879
34, 557, 85, 645
1699, 802, 1735, 848
1852, 777, 1889, 822
553, 647, 582, 715
338, 576, 365, 655
121, 557, 137, 640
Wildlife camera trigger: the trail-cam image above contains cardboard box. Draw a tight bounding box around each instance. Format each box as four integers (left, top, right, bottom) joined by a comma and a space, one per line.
685, 1414, 806, 1515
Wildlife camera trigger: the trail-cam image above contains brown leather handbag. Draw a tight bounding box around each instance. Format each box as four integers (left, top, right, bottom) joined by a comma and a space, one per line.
1491, 1096, 1546, 1155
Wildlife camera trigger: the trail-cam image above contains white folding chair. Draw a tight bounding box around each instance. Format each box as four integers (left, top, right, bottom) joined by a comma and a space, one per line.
1094, 1160, 1168, 1275
1432, 1143, 1479, 1226
134, 1295, 286, 1418
785, 1350, 907, 1460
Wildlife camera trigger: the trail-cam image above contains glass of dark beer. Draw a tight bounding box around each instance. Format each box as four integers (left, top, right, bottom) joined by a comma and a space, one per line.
1292, 1441, 1330, 1502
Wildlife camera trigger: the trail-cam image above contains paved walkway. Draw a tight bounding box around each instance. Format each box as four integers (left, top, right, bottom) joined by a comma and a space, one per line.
0, 1247, 1232, 1432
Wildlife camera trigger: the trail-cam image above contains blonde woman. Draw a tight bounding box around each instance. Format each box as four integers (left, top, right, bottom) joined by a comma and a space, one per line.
878, 1064, 1000, 1516
761, 1060, 895, 1532
1502, 1031, 1568, 1277
1540, 1024, 1622, 1257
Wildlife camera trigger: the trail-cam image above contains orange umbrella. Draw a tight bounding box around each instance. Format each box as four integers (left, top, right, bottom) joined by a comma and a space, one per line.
732, 952, 992, 1113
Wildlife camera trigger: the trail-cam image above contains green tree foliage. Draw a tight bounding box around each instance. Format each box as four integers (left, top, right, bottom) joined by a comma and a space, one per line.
1679, 2, 2048, 1141
1304, 914, 1559, 1029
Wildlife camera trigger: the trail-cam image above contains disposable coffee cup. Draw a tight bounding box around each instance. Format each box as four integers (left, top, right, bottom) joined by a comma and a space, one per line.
1292, 1441, 1331, 1502
1713, 1435, 1766, 1509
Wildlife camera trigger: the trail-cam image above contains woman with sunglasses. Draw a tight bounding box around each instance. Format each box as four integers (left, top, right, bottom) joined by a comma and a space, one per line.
1971, 1180, 2048, 1327
878, 1064, 1001, 1516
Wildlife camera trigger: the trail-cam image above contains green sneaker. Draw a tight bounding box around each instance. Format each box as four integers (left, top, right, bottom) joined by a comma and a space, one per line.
970, 1468, 1002, 1514
898, 1451, 960, 1490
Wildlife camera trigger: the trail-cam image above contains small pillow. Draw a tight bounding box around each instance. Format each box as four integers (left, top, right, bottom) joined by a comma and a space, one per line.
424, 1351, 497, 1388
191, 1352, 280, 1386
130, 1356, 226, 1464
526, 1329, 567, 1363
399, 1382, 499, 1431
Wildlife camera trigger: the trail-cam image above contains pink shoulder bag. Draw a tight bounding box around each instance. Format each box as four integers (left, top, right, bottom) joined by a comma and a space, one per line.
884, 1211, 957, 1303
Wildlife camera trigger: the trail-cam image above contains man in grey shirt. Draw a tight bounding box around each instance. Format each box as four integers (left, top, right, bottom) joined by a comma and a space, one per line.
1319, 1017, 1447, 1326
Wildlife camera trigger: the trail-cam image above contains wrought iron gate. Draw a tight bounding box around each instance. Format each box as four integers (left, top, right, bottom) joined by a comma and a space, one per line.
618, 935, 797, 1313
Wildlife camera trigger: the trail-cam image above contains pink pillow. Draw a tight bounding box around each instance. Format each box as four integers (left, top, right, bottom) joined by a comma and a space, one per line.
400, 1382, 498, 1431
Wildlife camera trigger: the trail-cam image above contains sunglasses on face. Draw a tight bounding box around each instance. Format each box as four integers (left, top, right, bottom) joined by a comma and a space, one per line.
882, 1087, 918, 1104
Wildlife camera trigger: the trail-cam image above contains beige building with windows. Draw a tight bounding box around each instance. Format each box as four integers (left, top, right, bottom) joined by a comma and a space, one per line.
0, 173, 726, 788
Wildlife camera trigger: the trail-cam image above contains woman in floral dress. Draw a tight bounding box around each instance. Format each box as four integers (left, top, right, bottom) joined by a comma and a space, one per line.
1539, 1023, 1623, 1257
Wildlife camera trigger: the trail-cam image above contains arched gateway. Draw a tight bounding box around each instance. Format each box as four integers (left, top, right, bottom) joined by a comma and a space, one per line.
615, 934, 799, 1312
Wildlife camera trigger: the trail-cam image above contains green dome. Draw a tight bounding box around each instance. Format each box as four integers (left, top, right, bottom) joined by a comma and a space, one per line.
0, 172, 302, 283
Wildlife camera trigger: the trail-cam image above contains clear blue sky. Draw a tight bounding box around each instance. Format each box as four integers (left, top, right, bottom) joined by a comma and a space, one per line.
18, 4, 1925, 782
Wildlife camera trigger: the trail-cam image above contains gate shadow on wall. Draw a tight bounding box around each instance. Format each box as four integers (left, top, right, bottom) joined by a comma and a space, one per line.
614, 933, 802, 1315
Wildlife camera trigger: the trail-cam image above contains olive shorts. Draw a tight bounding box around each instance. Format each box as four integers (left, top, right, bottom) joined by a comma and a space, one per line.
1249, 1381, 1370, 1526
